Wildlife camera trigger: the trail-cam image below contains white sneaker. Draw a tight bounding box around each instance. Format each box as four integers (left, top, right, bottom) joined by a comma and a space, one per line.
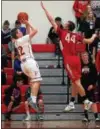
24, 115, 31, 121
64, 102, 75, 112
84, 99, 93, 110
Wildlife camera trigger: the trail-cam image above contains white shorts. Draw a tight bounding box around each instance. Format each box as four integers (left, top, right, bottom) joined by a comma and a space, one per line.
21, 58, 42, 82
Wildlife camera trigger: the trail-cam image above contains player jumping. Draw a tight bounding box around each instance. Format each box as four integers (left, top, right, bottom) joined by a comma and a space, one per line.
41, 1, 97, 111
11, 20, 42, 112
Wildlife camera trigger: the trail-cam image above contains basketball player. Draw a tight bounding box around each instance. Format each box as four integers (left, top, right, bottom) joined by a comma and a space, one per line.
41, 1, 97, 111
11, 20, 42, 112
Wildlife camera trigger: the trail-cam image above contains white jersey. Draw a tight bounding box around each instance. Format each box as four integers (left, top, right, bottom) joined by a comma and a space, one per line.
15, 35, 35, 61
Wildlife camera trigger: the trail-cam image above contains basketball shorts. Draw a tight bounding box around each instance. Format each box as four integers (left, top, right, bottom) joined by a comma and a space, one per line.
64, 55, 81, 82
21, 58, 42, 82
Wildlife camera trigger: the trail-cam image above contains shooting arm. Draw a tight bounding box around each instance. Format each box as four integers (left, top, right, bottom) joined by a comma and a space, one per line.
24, 21, 38, 39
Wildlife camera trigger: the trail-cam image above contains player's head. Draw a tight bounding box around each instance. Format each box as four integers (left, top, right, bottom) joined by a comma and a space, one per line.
55, 17, 62, 26
64, 21, 75, 31
81, 51, 89, 64
11, 28, 23, 39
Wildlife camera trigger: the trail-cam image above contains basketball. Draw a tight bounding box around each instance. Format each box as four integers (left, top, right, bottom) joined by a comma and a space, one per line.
17, 12, 29, 23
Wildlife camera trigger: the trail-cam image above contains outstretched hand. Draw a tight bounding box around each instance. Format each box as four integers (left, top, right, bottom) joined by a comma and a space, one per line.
41, 1, 46, 10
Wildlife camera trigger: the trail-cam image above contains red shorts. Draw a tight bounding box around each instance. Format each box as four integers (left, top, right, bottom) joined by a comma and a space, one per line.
96, 51, 100, 73
64, 55, 81, 82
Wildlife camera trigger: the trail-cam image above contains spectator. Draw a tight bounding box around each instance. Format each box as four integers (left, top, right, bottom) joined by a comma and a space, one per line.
79, 11, 96, 38
90, 1, 100, 29
87, 4, 92, 13
1, 44, 8, 67
73, 0, 89, 30
24, 85, 44, 121
4, 77, 22, 121
1, 20, 11, 45
13, 56, 28, 84
79, 11, 96, 55
1, 67, 6, 85
48, 17, 63, 56
80, 52, 99, 122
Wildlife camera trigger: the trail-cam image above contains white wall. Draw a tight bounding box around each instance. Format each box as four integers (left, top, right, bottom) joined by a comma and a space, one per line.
2, 1, 75, 43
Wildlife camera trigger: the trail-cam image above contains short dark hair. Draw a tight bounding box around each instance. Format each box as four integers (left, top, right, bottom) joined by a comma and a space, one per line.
68, 21, 75, 31
11, 28, 18, 39
55, 17, 62, 22
15, 20, 21, 25
3, 20, 10, 26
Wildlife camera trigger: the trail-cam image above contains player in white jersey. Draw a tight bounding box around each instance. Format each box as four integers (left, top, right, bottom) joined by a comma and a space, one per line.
11, 20, 42, 112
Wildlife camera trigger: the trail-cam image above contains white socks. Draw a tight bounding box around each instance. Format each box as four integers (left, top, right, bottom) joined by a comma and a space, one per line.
31, 96, 37, 103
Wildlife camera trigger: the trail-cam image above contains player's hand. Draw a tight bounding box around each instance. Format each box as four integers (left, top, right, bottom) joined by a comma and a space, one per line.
41, 1, 46, 10
87, 85, 94, 91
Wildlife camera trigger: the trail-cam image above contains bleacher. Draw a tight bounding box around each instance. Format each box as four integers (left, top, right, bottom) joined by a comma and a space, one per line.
1, 44, 100, 120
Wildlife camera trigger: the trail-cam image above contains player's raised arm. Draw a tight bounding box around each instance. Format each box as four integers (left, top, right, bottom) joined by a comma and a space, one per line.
23, 20, 38, 39
83, 34, 97, 44
41, 1, 57, 32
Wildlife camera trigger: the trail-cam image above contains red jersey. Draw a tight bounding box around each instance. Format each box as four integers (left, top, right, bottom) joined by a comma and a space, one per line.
57, 27, 84, 57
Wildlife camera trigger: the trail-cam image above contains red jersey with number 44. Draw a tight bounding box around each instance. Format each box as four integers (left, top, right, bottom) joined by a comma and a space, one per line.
15, 35, 34, 61
57, 27, 83, 56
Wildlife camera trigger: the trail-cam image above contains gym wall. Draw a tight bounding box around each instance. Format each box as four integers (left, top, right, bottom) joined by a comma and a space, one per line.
2, 1, 75, 43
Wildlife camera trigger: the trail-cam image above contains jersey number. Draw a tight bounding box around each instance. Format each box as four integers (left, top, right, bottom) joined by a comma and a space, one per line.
18, 46, 25, 56
65, 33, 76, 43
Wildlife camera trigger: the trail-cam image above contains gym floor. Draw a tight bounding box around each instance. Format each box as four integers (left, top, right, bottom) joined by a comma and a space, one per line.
2, 120, 100, 129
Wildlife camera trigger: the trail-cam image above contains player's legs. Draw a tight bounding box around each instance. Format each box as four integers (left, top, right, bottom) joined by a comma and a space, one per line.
30, 81, 40, 98
64, 56, 92, 111
64, 83, 77, 111
74, 79, 86, 97
71, 83, 78, 101
21, 59, 42, 111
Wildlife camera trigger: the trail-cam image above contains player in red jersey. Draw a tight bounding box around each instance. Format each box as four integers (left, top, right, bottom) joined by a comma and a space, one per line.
41, 1, 97, 111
